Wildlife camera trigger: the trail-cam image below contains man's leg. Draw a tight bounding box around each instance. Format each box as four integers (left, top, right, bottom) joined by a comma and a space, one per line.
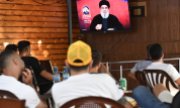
133, 86, 170, 108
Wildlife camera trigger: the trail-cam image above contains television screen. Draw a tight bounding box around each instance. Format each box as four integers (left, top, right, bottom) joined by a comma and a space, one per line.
76, 0, 131, 32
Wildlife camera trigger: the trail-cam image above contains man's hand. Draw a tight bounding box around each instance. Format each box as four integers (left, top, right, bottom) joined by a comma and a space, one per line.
107, 28, 115, 31
22, 68, 33, 85
95, 24, 102, 30
98, 62, 111, 75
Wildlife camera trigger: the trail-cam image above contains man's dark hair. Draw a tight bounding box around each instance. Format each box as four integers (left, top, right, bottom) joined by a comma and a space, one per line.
99, 0, 110, 8
17, 40, 30, 53
92, 49, 102, 68
69, 64, 89, 72
5, 44, 18, 52
149, 43, 163, 60
0, 50, 15, 73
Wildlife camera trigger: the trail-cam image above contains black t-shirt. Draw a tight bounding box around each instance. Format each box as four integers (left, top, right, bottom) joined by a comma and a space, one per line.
21, 56, 53, 94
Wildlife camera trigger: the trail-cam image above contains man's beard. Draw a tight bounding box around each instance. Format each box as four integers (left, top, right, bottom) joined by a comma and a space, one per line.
100, 11, 109, 19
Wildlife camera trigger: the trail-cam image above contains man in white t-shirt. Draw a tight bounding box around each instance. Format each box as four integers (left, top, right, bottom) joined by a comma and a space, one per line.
145, 43, 180, 96
0, 50, 47, 108
51, 41, 128, 108
133, 43, 180, 108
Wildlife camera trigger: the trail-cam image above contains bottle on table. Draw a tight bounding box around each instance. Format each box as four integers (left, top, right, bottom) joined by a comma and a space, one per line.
119, 77, 127, 91
119, 65, 127, 91
62, 66, 70, 80
53, 66, 60, 83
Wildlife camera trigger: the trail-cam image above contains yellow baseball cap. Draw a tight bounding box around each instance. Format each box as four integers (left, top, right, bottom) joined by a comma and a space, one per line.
67, 40, 92, 67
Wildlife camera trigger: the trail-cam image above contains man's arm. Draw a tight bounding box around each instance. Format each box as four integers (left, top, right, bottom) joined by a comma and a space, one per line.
110, 15, 124, 30
175, 78, 180, 85
40, 70, 53, 81
90, 15, 102, 31
128, 72, 137, 80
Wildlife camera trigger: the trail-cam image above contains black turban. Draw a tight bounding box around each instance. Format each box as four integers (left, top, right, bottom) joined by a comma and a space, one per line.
99, 0, 110, 8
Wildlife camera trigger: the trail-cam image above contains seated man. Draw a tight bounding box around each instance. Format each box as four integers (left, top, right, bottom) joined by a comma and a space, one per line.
133, 44, 180, 108
0, 50, 47, 108
89, 48, 111, 75
51, 40, 130, 108
18, 40, 53, 95
4, 44, 18, 53
145, 43, 180, 96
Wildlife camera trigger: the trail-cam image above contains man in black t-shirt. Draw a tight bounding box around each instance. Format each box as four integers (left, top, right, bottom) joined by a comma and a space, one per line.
18, 40, 53, 95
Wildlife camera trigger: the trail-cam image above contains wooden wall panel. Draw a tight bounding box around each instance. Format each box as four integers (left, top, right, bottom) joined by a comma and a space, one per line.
0, 0, 64, 6
0, 0, 68, 70
0, 16, 68, 22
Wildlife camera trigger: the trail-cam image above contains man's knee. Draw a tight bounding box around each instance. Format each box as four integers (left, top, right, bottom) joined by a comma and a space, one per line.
133, 86, 149, 97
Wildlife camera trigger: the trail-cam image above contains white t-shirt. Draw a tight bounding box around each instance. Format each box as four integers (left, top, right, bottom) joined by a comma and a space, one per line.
146, 62, 180, 81
0, 75, 40, 108
131, 60, 152, 73
146, 62, 180, 96
52, 73, 124, 108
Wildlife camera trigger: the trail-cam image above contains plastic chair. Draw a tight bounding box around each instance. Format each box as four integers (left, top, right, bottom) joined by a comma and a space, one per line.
143, 69, 179, 91
135, 71, 147, 86
0, 98, 25, 108
60, 96, 125, 108
0, 90, 18, 99
0, 90, 25, 108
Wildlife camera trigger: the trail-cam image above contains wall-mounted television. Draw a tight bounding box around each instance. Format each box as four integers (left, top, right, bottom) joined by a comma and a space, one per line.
76, 0, 131, 32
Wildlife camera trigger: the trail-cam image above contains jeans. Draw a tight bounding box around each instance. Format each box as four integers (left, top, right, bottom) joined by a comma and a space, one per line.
133, 86, 170, 108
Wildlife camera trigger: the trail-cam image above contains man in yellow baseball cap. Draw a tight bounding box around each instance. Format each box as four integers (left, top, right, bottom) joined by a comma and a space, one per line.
66, 40, 92, 67
51, 40, 125, 108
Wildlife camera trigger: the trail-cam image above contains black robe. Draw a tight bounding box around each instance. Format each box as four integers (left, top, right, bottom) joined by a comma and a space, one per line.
90, 14, 124, 31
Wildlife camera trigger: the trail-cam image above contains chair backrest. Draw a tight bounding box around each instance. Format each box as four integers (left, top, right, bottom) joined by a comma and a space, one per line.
0, 90, 25, 108
135, 71, 147, 86
143, 69, 179, 91
0, 90, 18, 99
60, 96, 125, 108
0, 98, 25, 108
